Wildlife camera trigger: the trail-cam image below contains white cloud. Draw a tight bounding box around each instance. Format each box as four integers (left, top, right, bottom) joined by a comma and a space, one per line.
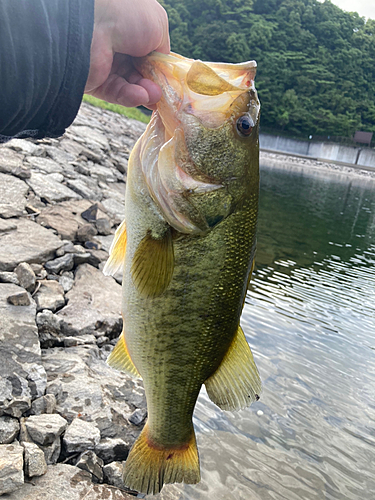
321, 0, 375, 20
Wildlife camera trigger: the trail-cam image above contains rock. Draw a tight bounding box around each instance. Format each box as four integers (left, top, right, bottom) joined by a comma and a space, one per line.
76, 450, 104, 482
87, 249, 108, 268
58, 274, 74, 293
95, 438, 130, 465
0, 284, 46, 416
25, 414, 68, 446
0, 416, 20, 444
26, 172, 81, 203
101, 198, 125, 224
63, 335, 97, 347
72, 251, 92, 267
7, 290, 31, 306
55, 241, 75, 256
42, 345, 145, 446
4, 463, 136, 499
103, 461, 125, 488
0, 173, 28, 218
0, 147, 29, 179
30, 394, 57, 416
65, 178, 102, 201
42, 437, 61, 465
23, 441, 47, 477
44, 254, 74, 274
95, 218, 112, 235
37, 205, 80, 241
0, 219, 63, 272
36, 310, 64, 348
93, 234, 114, 253
45, 145, 75, 164
34, 280, 65, 312
0, 271, 19, 285
71, 125, 110, 151
96, 336, 108, 348
57, 264, 122, 338
15, 263, 36, 292
0, 443, 24, 495
29, 264, 47, 279
76, 224, 98, 243
128, 408, 147, 426
63, 418, 100, 453
81, 204, 99, 222
90, 164, 116, 183
7, 138, 44, 156
26, 156, 63, 174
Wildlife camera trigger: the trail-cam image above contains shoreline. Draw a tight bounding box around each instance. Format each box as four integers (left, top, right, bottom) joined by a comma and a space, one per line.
260, 150, 375, 183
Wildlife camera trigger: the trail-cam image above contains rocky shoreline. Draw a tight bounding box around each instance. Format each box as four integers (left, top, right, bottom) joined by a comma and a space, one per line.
0, 103, 149, 499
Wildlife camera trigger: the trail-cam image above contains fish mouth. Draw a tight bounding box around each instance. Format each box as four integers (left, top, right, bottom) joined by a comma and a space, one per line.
134, 51, 258, 133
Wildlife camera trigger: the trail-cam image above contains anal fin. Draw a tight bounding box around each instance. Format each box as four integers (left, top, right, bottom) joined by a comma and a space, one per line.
107, 331, 141, 379
205, 325, 261, 411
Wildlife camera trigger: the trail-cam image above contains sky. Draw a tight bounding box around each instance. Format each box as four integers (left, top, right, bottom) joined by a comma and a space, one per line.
324, 0, 375, 20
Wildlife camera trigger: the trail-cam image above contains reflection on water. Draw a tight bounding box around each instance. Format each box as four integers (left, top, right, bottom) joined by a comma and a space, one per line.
149, 165, 375, 500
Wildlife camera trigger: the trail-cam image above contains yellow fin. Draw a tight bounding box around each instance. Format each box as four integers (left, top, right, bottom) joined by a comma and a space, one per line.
205, 325, 261, 411
186, 61, 237, 95
123, 423, 200, 495
131, 229, 174, 298
107, 331, 141, 379
102, 220, 127, 276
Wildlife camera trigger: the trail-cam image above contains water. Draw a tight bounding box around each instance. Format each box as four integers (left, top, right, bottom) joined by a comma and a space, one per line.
150, 164, 375, 500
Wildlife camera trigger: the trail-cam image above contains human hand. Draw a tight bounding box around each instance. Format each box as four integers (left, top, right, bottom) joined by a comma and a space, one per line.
85, 0, 169, 109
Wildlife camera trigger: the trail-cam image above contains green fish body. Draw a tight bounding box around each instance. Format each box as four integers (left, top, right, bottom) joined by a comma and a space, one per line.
104, 52, 261, 495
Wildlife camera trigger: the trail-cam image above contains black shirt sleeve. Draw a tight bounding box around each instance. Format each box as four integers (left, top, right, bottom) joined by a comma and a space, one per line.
0, 0, 94, 143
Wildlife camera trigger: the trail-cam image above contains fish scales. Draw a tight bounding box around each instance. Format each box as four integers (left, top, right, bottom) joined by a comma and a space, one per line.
103, 51, 261, 495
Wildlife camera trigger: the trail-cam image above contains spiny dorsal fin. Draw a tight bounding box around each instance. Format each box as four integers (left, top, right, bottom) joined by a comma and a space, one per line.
103, 219, 127, 276
107, 330, 141, 379
131, 228, 174, 298
205, 325, 261, 411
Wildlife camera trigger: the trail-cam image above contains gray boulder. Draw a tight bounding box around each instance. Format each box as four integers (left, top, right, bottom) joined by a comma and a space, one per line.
25, 414, 68, 446
0, 284, 46, 417
34, 280, 65, 312
0, 416, 20, 444
0, 443, 24, 495
23, 441, 47, 477
15, 263, 36, 292
63, 418, 100, 453
0, 219, 63, 272
76, 450, 104, 482
57, 264, 122, 338
0, 173, 28, 218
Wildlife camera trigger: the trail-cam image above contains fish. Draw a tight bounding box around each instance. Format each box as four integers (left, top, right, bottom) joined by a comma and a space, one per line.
103, 51, 261, 495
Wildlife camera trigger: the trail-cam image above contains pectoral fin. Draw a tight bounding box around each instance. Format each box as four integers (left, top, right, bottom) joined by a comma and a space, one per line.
205, 325, 261, 411
102, 220, 127, 276
107, 330, 141, 379
131, 228, 174, 298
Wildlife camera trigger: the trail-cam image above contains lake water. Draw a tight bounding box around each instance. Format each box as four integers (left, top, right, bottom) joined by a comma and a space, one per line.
149, 163, 375, 500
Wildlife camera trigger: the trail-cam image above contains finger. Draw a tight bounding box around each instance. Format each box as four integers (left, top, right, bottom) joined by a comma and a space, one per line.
89, 73, 150, 108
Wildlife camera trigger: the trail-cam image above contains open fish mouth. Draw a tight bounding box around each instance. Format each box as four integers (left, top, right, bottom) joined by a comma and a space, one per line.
135, 51, 258, 133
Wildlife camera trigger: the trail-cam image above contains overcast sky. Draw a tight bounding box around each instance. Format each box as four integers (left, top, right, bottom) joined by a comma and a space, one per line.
322, 0, 375, 20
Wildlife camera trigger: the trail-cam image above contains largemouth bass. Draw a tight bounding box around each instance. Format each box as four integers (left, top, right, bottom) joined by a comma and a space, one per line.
103, 51, 261, 495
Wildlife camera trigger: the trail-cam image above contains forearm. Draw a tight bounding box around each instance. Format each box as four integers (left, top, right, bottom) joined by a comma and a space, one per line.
0, 0, 94, 143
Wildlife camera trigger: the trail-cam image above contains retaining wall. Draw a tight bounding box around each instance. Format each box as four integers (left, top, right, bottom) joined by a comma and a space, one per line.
259, 133, 375, 167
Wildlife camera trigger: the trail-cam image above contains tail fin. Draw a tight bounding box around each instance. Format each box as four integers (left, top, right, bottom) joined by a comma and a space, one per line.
123, 424, 200, 495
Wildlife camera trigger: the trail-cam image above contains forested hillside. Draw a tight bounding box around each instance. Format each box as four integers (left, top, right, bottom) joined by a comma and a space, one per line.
160, 0, 375, 141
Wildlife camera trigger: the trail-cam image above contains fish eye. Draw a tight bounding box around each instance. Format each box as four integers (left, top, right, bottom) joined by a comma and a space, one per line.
236, 115, 254, 137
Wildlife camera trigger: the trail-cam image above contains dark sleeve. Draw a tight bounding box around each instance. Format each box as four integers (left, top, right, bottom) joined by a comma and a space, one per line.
0, 0, 94, 143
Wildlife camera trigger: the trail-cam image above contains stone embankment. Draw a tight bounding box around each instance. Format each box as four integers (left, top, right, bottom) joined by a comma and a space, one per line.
0, 103, 150, 499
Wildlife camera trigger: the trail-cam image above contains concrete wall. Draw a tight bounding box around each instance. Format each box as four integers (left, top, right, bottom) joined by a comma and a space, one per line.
259, 133, 375, 168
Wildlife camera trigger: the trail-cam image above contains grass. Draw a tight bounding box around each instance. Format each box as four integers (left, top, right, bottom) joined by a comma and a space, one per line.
82, 95, 150, 124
